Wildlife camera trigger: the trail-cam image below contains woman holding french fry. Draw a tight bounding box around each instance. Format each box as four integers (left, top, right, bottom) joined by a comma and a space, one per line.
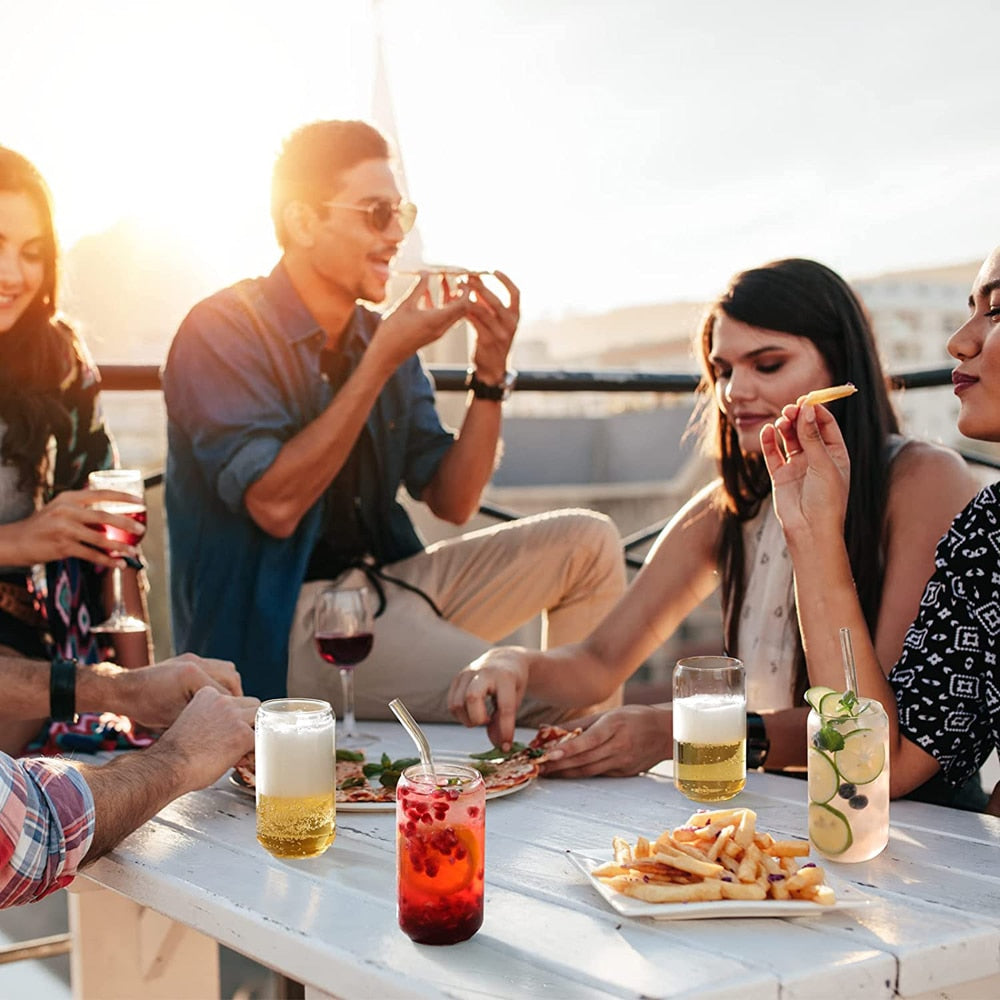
761, 247, 1000, 811
450, 258, 987, 810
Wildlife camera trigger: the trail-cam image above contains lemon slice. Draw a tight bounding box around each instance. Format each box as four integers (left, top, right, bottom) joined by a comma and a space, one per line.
809, 803, 853, 856
805, 686, 837, 713
808, 749, 839, 805
835, 728, 886, 785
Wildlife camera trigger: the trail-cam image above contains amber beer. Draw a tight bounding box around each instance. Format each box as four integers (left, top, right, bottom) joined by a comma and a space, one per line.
255, 699, 336, 859
672, 657, 746, 803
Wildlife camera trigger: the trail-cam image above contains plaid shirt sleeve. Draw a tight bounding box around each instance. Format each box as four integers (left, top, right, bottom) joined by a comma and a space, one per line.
0, 753, 96, 908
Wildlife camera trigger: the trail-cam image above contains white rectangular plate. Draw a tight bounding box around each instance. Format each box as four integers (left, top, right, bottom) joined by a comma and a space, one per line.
568, 850, 873, 920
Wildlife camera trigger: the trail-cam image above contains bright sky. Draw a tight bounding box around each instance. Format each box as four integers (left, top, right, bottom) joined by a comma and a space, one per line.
3, 0, 998, 325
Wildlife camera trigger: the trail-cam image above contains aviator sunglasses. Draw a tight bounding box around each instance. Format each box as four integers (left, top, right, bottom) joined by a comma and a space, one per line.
322, 198, 418, 234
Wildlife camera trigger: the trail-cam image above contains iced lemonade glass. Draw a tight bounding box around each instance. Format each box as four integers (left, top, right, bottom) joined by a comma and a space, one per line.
672, 656, 746, 803
396, 763, 485, 945
806, 687, 889, 862
255, 699, 336, 859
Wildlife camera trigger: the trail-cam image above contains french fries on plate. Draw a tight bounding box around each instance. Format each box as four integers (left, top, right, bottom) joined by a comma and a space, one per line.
592, 808, 835, 906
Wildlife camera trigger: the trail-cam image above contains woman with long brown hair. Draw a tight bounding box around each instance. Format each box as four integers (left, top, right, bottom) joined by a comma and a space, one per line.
449, 258, 986, 808
0, 146, 149, 751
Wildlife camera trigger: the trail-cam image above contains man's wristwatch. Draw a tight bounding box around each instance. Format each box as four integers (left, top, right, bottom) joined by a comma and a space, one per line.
465, 368, 517, 402
747, 711, 770, 769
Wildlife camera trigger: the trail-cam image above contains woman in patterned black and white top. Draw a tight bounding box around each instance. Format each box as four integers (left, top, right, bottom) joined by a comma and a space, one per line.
763, 246, 1000, 808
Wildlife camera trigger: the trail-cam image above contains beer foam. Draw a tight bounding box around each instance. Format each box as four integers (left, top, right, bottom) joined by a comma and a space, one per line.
255, 720, 335, 798
673, 694, 746, 744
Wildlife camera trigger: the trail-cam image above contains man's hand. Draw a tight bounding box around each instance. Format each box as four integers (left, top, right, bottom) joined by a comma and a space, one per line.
466, 271, 519, 381
108, 653, 243, 729
448, 647, 531, 750
153, 687, 258, 794
374, 273, 470, 367
1, 489, 144, 569
539, 705, 673, 778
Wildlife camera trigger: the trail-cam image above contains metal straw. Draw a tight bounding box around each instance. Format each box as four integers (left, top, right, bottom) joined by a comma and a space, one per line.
388, 698, 435, 773
839, 627, 859, 698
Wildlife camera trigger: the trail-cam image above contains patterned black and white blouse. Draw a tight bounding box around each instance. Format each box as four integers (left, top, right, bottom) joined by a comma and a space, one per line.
889, 482, 1000, 787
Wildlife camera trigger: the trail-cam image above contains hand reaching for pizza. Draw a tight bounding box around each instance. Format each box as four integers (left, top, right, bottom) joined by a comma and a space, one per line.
538, 705, 674, 778
448, 646, 532, 749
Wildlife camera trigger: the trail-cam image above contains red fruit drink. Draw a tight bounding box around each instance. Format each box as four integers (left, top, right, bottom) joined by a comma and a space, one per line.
396, 763, 485, 945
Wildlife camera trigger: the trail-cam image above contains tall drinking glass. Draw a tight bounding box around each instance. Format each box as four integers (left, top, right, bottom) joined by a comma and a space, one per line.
87, 468, 147, 633
672, 656, 746, 803
255, 699, 336, 859
807, 694, 889, 862
314, 587, 375, 747
396, 763, 485, 945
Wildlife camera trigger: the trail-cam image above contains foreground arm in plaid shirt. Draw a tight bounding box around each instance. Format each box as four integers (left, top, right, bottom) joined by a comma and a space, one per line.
0, 752, 95, 908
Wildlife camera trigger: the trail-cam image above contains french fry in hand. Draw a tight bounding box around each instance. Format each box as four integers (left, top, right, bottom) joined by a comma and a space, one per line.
797, 382, 857, 406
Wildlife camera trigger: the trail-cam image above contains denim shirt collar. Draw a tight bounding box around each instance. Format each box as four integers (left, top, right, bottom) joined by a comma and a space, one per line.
263, 260, 373, 358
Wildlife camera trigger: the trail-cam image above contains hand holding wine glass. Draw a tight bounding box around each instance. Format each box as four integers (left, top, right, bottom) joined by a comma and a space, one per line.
314, 587, 375, 746
87, 468, 147, 634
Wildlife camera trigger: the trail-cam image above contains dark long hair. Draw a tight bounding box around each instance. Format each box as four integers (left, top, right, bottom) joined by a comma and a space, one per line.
694, 259, 899, 699
0, 146, 84, 496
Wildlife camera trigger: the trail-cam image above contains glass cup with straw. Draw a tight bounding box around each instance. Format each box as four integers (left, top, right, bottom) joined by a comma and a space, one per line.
805, 627, 890, 862
389, 698, 485, 945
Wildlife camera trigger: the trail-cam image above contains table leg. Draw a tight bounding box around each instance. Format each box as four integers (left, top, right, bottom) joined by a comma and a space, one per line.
67, 881, 220, 999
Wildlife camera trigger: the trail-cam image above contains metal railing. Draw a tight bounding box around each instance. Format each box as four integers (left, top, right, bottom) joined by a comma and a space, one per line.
103, 363, 997, 569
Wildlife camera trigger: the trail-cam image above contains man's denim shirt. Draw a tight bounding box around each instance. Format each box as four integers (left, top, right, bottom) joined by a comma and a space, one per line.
163, 262, 455, 700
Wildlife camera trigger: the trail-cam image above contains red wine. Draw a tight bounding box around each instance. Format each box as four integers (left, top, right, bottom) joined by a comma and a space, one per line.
315, 633, 373, 668
88, 504, 147, 547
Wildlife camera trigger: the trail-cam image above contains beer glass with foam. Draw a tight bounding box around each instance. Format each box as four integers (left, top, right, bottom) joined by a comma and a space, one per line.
255, 699, 336, 859
672, 656, 746, 802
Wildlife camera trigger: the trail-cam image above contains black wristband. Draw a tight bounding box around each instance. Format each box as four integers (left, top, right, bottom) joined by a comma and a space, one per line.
50, 656, 78, 722
747, 711, 770, 769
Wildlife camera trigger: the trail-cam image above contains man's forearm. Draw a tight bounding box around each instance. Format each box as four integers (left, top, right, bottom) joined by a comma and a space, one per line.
244, 347, 396, 537
423, 401, 503, 523
74, 744, 190, 863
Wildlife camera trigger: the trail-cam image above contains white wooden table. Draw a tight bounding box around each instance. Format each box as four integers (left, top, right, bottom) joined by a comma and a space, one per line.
71, 723, 1000, 1000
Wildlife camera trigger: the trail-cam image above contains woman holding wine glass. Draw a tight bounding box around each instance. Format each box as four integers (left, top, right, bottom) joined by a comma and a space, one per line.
314, 587, 375, 746
0, 146, 150, 751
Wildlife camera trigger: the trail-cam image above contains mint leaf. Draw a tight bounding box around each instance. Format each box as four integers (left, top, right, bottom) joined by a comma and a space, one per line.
816, 724, 845, 752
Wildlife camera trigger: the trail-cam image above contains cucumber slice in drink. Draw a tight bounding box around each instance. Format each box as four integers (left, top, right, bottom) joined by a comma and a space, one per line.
809, 802, 853, 856
835, 728, 886, 785
818, 690, 852, 717
805, 686, 838, 713
808, 748, 839, 805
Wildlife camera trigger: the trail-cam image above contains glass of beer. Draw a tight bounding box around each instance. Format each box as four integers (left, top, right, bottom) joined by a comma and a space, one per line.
672, 656, 746, 802
396, 763, 485, 945
255, 699, 336, 859
807, 691, 889, 862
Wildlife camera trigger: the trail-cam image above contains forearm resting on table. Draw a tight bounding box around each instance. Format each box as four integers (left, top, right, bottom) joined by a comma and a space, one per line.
74, 745, 192, 863
759, 706, 810, 770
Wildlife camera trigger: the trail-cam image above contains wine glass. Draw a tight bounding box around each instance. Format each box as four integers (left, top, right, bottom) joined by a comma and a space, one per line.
87, 468, 147, 633
314, 587, 375, 746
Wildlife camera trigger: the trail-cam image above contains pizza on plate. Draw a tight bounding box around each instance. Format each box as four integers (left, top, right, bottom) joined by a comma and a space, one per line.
231, 724, 584, 802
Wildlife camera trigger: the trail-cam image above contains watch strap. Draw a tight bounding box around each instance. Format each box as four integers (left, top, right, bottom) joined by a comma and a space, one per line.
465, 368, 515, 401
50, 656, 79, 722
746, 711, 770, 769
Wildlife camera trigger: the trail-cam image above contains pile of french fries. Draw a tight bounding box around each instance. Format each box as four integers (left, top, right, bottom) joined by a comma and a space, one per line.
592, 807, 835, 905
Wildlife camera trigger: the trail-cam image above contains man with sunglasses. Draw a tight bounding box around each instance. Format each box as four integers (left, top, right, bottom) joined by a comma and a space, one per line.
162, 120, 625, 724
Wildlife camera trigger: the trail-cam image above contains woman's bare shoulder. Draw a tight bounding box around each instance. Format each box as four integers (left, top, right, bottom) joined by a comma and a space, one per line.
889, 439, 981, 511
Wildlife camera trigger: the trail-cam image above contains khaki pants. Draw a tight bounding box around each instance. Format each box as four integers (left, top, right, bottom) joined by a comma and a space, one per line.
287, 508, 626, 723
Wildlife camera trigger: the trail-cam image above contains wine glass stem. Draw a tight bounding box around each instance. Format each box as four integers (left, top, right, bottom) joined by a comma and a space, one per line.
110, 567, 126, 617
340, 668, 358, 737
